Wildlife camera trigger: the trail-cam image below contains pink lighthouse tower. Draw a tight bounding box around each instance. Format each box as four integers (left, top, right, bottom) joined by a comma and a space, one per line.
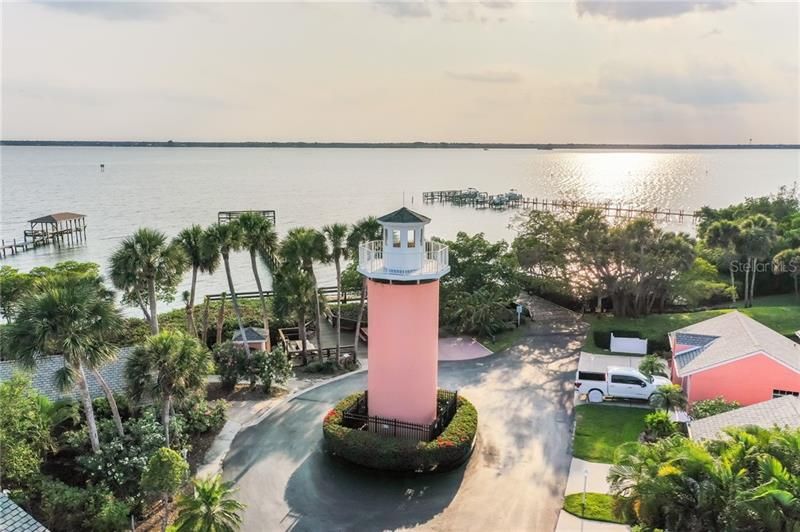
358, 207, 450, 425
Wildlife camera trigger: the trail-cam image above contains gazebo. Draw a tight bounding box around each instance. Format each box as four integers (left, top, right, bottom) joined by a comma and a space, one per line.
26, 212, 86, 243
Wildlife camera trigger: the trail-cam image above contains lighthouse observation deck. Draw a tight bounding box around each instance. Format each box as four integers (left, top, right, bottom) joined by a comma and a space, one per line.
358, 239, 450, 281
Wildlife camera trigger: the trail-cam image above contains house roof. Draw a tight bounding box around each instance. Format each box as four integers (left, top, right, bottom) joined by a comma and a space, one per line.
672, 311, 800, 376
689, 395, 800, 441
232, 327, 268, 342
377, 207, 431, 225
28, 212, 85, 224
0, 493, 49, 532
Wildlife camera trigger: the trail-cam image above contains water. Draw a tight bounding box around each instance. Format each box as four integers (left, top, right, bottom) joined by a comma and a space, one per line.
1, 146, 798, 311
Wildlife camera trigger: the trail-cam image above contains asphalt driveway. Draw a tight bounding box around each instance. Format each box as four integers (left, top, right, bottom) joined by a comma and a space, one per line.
223, 323, 585, 531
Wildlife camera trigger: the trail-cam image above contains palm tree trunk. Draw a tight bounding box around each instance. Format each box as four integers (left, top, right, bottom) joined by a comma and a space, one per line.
186, 265, 198, 336
750, 258, 758, 306
77, 362, 101, 453
148, 277, 159, 334
299, 309, 308, 366
162, 395, 172, 447
136, 292, 152, 323
250, 250, 271, 351
353, 277, 367, 363
729, 269, 737, 303
224, 255, 251, 358
161, 492, 169, 532
308, 267, 323, 362
216, 292, 226, 346
743, 260, 751, 308
92, 369, 124, 437
201, 296, 210, 344
334, 258, 342, 365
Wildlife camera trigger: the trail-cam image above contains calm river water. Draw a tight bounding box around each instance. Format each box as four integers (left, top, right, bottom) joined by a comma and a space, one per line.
1, 146, 797, 309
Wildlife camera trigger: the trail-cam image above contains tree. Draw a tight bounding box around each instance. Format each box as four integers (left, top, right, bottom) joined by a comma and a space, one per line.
347, 216, 381, 361
281, 227, 329, 358
174, 475, 245, 532
0, 265, 33, 321
649, 383, 688, 412
5, 274, 124, 452
444, 288, 513, 338
323, 223, 349, 365
638, 354, 668, 379
705, 219, 742, 303
272, 266, 316, 365
207, 222, 251, 358
126, 330, 211, 447
251, 347, 292, 394
773, 248, 800, 298
736, 214, 778, 307
110, 228, 187, 334
238, 213, 280, 351
141, 447, 189, 532
691, 397, 740, 419
175, 225, 220, 336
0, 374, 53, 490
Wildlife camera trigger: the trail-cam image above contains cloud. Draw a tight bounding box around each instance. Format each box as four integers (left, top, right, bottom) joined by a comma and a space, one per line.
373, 2, 432, 18
445, 69, 523, 83
575, 1, 737, 22
580, 64, 765, 107
35, 1, 198, 21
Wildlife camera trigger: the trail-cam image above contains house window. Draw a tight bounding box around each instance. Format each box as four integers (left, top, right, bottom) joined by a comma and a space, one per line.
773, 389, 800, 398
407, 229, 416, 248
392, 229, 401, 248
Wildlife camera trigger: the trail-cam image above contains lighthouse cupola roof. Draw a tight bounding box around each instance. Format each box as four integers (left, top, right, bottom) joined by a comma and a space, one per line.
377, 207, 431, 225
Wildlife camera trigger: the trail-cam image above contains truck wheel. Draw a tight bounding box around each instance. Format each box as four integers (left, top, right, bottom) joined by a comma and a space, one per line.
587, 389, 604, 403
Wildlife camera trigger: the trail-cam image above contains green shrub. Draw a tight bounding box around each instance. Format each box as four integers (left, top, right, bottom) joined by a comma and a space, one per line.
250, 347, 293, 394
38, 478, 129, 532
304, 359, 338, 374
691, 397, 740, 419
177, 396, 227, 435
212, 341, 248, 390
92, 394, 133, 422
644, 411, 676, 439
322, 391, 477, 472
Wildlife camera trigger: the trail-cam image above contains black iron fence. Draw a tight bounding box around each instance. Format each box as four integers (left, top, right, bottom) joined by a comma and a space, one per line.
342, 390, 459, 442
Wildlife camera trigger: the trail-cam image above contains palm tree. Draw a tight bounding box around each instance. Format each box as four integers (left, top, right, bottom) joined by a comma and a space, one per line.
649, 383, 688, 412
175, 225, 220, 336
347, 217, 381, 361
705, 219, 741, 303
207, 222, 251, 358
638, 354, 668, 379
736, 214, 778, 307
773, 248, 800, 298
125, 330, 210, 447
110, 228, 187, 334
238, 213, 280, 350
323, 223, 349, 365
273, 266, 316, 365
174, 475, 246, 532
281, 228, 328, 358
5, 277, 123, 452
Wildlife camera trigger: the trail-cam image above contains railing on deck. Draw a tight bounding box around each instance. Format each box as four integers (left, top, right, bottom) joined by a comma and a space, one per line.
357, 240, 449, 277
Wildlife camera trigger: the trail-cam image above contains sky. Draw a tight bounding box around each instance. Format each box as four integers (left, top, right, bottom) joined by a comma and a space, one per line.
2, 1, 799, 143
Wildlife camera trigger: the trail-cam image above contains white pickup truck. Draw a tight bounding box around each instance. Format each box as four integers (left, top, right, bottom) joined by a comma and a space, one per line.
575, 366, 671, 403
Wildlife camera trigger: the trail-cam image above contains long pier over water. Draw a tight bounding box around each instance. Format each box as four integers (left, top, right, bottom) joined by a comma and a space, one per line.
423, 189, 700, 224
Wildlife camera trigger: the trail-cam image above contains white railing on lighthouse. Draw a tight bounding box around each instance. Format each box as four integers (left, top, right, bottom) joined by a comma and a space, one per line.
358, 240, 449, 279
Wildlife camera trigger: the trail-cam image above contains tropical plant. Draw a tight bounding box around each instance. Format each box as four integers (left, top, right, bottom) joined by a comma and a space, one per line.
444, 288, 514, 338
323, 223, 349, 364
638, 355, 668, 379
173, 475, 246, 532
250, 347, 292, 394
0, 374, 54, 489
643, 410, 676, 439
207, 222, 251, 357
125, 330, 211, 446
705, 219, 742, 303
4, 274, 124, 451
238, 213, 280, 350
212, 341, 248, 391
691, 397, 741, 419
141, 447, 189, 532
109, 228, 187, 333
281, 227, 329, 358
736, 214, 779, 307
347, 216, 381, 361
272, 266, 316, 364
773, 247, 800, 298
175, 225, 220, 335
648, 384, 687, 412
0, 265, 33, 320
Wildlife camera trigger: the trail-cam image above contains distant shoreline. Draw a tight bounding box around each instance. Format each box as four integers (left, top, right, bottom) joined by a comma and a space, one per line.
1, 140, 798, 150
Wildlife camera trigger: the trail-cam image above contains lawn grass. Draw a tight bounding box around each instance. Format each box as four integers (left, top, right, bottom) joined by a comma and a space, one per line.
563, 493, 627, 524
480, 326, 526, 353
573, 404, 650, 463
582, 294, 800, 355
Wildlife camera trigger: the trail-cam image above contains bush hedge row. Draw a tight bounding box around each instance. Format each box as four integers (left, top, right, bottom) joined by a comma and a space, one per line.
322, 391, 477, 473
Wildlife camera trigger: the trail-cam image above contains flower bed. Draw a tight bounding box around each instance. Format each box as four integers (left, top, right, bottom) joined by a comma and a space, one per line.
322, 391, 477, 472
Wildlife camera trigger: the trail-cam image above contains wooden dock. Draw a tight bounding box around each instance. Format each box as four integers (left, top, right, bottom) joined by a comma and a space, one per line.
218, 210, 276, 225
422, 189, 700, 224
2, 212, 87, 259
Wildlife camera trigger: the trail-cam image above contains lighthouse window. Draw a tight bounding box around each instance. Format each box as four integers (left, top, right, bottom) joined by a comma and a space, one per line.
392, 229, 401, 247
407, 229, 416, 248
384, 228, 389, 245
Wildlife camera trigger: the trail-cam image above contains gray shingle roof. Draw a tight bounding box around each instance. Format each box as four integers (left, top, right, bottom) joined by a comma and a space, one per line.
0, 493, 49, 532
689, 395, 800, 441
27, 212, 85, 224
377, 207, 431, 224
232, 327, 268, 342
671, 311, 800, 375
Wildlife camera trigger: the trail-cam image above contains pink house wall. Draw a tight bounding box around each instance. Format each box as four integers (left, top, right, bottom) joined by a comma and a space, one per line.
366, 279, 439, 424
684, 352, 800, 406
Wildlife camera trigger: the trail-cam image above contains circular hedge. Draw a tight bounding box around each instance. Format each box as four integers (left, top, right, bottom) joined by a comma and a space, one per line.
322, 391, 477, 473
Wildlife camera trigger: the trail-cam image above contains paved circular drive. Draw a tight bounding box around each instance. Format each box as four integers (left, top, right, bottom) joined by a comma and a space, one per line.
223, 324, 584, 531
